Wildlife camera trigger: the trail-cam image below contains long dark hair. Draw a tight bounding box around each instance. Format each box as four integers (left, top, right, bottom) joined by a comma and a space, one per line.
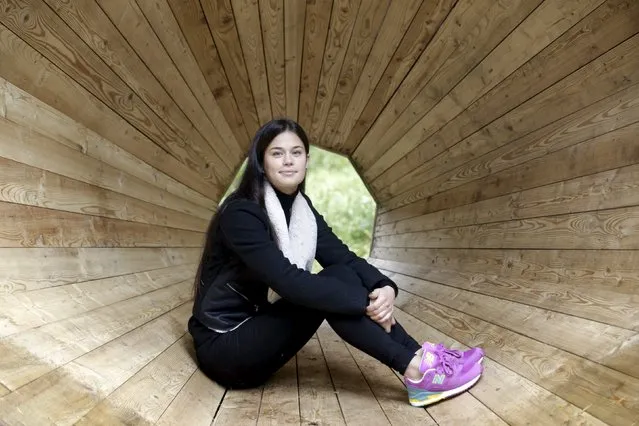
193, 118, 310, 296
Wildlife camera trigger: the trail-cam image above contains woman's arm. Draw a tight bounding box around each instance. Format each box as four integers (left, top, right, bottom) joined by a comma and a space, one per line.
307, 196, 399, 296
219, 199, 369, 315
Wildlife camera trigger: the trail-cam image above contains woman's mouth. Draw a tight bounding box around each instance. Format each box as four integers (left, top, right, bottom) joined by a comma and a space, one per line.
279, 171, 297, 176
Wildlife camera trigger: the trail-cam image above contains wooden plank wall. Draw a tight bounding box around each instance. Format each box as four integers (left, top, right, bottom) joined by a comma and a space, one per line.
365, 1, 639, 425
0, 0, 638, 425
0, 0, 218, 422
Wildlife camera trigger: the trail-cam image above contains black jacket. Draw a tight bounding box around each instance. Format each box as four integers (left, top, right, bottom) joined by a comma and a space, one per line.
190, 191, 398, 333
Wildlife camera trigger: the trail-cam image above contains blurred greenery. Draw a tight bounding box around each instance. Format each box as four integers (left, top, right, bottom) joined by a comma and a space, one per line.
222, 145, 376, 270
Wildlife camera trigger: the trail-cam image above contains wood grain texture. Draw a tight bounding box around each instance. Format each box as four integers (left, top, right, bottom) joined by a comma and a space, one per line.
318, 0, 389, 149
0, 281, 191, 391
393, 290, 639, 425
0, 112, 213, 220
260, 0, 286, 119
0, 77, 216, 211
233, 0, 272, 125
257, 358, 300, 425
76, 334, 197, 425
355, 0, 541, 179
345, 345, 437, 425
368, 0, 604, 184
393, 309, 607, 426
424, 387, 506, 426
156, 369, 224, 426
213, 387, 264, 425
201, 0, 260, 135
1, 0, 225, 186
377, 204, 639, 251
0, 302, 191, 425
45, 0, 225, 171
337, 0, 449, 153
0, 23, 216, 197
0, 155, 208, 233
378, 116, 639, 226
297, 0, 333, 131
297, 337, 345, 426
0, 247, 198, 293
136, 0, 243, 165
316, 324, 390, 425
380, 80, 639, 216
370, 250, 639, 331
0, 264, 194, 338
95, 0, 234, 174
376, 160, 639, 239
385, 270, 639, 379
377, 1, 639, 203
167, 0, 250, 148
284, 0, 305, 120
0, 2, 637, 424
0, 202, 203, 248
309, 0, 361, 144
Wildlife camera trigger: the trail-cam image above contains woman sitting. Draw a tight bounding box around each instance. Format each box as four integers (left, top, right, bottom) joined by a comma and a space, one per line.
188, 118, 484, 406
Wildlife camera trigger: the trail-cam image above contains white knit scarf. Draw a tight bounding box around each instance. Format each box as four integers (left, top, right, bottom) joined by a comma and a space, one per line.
263, 182, 317, 303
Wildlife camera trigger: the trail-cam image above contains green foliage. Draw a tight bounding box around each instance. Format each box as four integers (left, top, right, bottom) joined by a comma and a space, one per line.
305, 146, 375, 259
222, 146, 376, 268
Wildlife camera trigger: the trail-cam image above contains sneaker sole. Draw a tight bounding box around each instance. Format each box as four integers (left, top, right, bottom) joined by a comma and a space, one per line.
408, 374, 482, 407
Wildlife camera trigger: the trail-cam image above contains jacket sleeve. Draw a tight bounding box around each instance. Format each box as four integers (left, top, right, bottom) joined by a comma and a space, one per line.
308, 198, 399, 296
218, 200, 369, 315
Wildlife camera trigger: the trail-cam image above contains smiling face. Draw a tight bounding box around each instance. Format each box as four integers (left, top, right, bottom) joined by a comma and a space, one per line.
263, 131, 309, 194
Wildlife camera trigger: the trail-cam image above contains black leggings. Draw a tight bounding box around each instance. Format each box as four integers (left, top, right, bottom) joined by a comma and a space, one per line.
190, 264, 421, 389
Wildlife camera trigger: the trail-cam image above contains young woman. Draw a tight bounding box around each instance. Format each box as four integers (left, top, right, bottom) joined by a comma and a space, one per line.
188, 118, 484, 406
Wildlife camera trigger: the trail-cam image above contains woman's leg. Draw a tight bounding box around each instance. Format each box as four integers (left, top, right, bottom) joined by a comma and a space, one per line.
191, 301, 324, 389
318, 265, 421, 374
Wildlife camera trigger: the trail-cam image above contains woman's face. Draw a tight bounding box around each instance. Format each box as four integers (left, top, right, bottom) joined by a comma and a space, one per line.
263, 131, 308, 194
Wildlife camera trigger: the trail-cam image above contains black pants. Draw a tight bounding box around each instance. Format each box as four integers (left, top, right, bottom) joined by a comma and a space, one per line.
190, 264, 421, 389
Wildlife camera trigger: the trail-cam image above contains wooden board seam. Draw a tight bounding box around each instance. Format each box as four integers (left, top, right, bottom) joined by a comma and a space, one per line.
381, 266, 637, 333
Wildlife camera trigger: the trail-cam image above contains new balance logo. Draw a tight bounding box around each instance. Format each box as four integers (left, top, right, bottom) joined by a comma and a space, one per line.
432, 374, 446, 385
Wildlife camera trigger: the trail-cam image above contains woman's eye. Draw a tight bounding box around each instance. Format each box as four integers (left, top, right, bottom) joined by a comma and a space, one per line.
272, 152, 282, 157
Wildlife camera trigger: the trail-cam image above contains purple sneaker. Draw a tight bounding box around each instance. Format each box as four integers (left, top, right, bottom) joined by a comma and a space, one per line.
405, 344, 483, 407
428, 342, 484, 367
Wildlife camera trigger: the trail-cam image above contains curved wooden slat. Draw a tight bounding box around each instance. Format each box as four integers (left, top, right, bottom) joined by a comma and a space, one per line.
297, 0, 333, 131
0, 0, 227, 187
136, 0, 243, 165
308, 0, 361, 144
260, 0, 286, 119
370, 251, 639, 331
1, 76, 216, 210
201, 0, 260, 135
0, 23, 217, 198
318, 0, 389, 149
377, 1, 639, 204
354, 0, 541, 179
284, 0, 305, 120
167, 0, 251, 149
367, 0, 605, 184
233, 0, 272, 125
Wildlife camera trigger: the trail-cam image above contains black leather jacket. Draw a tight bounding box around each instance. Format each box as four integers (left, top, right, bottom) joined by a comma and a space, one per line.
190, 194, 397, 334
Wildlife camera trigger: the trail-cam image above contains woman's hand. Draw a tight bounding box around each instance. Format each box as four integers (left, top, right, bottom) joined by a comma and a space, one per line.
367, 285, 396, 332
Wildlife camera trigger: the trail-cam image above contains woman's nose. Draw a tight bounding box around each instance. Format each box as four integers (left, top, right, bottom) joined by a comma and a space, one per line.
283, 153, 293, 164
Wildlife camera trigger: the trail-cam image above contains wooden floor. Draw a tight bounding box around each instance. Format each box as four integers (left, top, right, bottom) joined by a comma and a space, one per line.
0, 264, 624, 426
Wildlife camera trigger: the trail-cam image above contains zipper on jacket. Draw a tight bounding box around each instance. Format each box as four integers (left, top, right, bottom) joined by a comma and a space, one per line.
226, 282, 260, 312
